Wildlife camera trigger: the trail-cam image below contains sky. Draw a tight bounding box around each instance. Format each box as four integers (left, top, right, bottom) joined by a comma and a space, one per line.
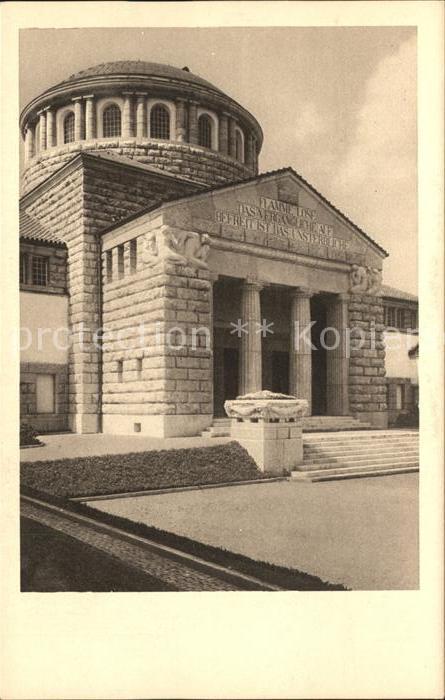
19, 26, 417, 293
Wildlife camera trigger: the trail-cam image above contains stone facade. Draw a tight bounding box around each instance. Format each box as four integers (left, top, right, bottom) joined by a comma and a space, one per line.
101, 224, 213, 436
21, 153, 200, 432
22, 139, 253, 194
348, 294, 387, 427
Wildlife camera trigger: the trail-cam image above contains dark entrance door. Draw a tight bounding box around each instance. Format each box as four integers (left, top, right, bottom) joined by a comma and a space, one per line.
271, 351, 290, 394
223, 348, 239, 401
214, 347, 239, 417
311, 296, 328, 415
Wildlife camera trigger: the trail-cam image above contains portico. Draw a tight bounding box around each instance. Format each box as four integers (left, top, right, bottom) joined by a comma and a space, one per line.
212, 277, 350, 418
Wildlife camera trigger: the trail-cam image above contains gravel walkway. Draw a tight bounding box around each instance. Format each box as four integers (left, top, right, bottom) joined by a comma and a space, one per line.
89, 473, 419, 590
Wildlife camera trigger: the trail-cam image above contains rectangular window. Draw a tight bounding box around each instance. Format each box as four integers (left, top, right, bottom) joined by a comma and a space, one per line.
36, 374, 55, 414
385, 306, 396, 327
396, 308, 404, 330
117, 245, 124, 279
117, 360, 123, 382
32, 255, 49, 286
106, 250, 113, 282
20, 252, 28, 284
136, 357, 143, 379
130, 238, 137, 273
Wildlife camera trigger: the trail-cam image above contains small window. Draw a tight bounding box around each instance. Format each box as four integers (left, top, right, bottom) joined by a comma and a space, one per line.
103, 104, 121, 138
395, 384, 403, 410
117, 360, 123, 382
106, 250, 113, 282
130, 239, 137, 273
20, 252, 28, 284
117, 245, 124, 278
36, 374, 55, 414
136, 357, 143, 380
32, 256, 48, 286
198, 114, 212, 149
63, 112, 75, 144
235, 129, 244, 162
150, 105, 170, 139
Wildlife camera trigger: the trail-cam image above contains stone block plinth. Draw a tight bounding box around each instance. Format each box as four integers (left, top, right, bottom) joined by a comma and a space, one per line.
224, 390, 308, 474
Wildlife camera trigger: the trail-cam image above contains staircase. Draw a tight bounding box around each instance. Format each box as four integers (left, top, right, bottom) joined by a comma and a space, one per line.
292, 430, 419, 482
201, 415, 372, 438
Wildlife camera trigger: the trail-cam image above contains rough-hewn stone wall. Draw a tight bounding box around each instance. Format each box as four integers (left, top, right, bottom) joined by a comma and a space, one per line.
348, 294, 387, 426
20, 155, 200, 432
22, 139, 253, 194
101, 235, 212, 434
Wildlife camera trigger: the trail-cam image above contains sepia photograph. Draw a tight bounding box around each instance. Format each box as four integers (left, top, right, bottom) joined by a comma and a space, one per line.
2, 2, 443, 699
18, 24, 419, 592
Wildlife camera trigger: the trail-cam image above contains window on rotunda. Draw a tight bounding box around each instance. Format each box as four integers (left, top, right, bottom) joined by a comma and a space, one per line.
63, 112, 75, 144
198, 114, 212, 149
103, 104, 122, 138
150, 105, 170, 139
235, 129, 244, 162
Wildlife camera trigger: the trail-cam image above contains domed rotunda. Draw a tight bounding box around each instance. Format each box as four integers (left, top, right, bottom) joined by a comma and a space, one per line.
20, 60, 263, 193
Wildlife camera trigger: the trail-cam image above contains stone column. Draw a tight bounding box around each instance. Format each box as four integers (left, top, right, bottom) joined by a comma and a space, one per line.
24, 125, 35, 161
289, 288, 313, 414
45, 107, 55, 148
38, 110, 47, 151
239, 279, 263, 395
73, 97, 84, 141
208, 272, 219, 416
175, 99, 187, 142
228, 117, 237, 158
122, 93, 134, 138
188, 101, 199, 144
218, 113, 229, 154
326, 293, 350, 415
245, 133, 255, 169
136, 94, 147, 139
84, 95, 96, 140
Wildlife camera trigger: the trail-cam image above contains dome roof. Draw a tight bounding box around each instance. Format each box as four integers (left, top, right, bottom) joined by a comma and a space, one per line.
58, 60, 223, 94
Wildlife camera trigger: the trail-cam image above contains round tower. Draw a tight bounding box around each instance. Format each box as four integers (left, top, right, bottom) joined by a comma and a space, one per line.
20, 60, 263, 194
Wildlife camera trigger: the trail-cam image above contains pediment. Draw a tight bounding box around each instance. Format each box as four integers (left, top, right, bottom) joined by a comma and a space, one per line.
158, 169, 387, 268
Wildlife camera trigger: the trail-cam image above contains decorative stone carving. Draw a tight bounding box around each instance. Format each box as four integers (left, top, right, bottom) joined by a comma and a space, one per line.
224, 390, 308, 422
349, 264, 382, 295
142, 225, 211, 269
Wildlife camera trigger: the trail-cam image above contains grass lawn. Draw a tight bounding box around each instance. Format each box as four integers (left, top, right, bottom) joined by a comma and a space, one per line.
20, 441, 269, 498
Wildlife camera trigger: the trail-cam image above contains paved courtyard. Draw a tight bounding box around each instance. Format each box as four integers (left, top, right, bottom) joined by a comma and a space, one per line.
88, 473, 419, 590
20, 432, 230, 462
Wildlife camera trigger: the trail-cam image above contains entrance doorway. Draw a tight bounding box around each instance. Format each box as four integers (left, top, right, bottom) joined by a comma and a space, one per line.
213, 347, 239, 417
271, 351, 289, 394
311, 295, 328, 415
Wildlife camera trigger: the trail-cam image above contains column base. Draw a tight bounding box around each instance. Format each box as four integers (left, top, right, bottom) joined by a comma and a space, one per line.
68, 413, 100, 434
354, 411, 388, 429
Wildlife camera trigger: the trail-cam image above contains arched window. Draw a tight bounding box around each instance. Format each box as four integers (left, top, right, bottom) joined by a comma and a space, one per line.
150, 105, 170, 139
235, 129, 244, 162
63, 112, 75, 144
103, 104, 121, 138
198, 114, 212, 149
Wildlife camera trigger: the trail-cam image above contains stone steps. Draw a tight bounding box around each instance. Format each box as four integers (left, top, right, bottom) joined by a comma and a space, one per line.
201, 415, 377, 438
292, 430, 419, 482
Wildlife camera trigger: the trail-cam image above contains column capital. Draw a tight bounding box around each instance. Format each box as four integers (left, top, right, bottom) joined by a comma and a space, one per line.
243, 276, 266, 291
43, 105, 53, 112
136, 92, 148, 97
122, 91, 134, 97
83, 94, 95, 99
188, 99, 199, 105
72, 96, 83, 102
290, 286, 315, 299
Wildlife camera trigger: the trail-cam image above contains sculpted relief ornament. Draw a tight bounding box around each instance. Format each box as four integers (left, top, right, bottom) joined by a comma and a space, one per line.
349, 264, 382, 295
224, 390, 308, 422
143, 225, 211, 269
